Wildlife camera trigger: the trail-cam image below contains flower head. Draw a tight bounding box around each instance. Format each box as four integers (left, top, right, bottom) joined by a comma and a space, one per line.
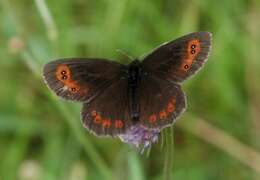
118, 124, 160, 153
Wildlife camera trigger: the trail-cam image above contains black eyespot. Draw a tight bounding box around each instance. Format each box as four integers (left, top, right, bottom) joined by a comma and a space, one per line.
191, 44, 196, 49
71, 87, 76, 92
61, 70, 66, 75
184, 64, 189, 69
191, 50, 196, 54
62, 75, 67, 80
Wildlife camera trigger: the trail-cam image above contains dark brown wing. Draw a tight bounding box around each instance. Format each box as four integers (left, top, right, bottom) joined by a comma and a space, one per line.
139, 74, 186, 129
81, 78, 132, 136
142, 32, 212, 83
43, 58, 123, 102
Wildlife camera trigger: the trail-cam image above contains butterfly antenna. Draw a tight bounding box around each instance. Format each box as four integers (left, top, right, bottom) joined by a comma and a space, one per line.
116, 49, 135, 61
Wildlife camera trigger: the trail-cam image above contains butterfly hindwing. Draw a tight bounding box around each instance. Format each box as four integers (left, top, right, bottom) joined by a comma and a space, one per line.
139, 74, 186, 129
142, 32, 212, 82
81, 78, 132, 136
43, 58, 123, 102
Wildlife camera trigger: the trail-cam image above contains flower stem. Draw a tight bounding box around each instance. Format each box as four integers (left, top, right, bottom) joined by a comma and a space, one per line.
163, 127, 174, 180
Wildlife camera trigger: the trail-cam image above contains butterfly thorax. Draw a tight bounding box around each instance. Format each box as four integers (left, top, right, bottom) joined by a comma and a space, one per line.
128, 60, 141, 83
127, 60, 142, 122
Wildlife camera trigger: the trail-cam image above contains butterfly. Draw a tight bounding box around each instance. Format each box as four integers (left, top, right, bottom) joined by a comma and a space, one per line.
43, 32, 212, 137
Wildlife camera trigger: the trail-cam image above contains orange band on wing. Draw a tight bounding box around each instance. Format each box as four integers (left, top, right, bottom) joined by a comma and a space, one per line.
149, 114, 157, 123
181, 39, 201, 71
148, 97, 177, 123
102, 119, 112, 128
91, 110, 124, 129
115, 120, 124, 128
55, 64, 88, 93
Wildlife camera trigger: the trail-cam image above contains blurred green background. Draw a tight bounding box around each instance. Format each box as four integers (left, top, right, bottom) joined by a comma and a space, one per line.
1, 0, 260, 179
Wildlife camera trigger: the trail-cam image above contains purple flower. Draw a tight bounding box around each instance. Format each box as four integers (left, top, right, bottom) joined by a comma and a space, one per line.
118, 124, 160, 153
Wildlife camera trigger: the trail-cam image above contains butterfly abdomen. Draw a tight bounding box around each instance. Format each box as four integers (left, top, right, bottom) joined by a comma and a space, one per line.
127, 60, 142, 122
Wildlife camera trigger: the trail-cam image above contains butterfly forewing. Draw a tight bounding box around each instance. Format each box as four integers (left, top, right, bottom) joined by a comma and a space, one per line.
81, 78, 132, 136
142, 32, 212, 83
139, 74, 186, 129
43, 58, 123, 102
